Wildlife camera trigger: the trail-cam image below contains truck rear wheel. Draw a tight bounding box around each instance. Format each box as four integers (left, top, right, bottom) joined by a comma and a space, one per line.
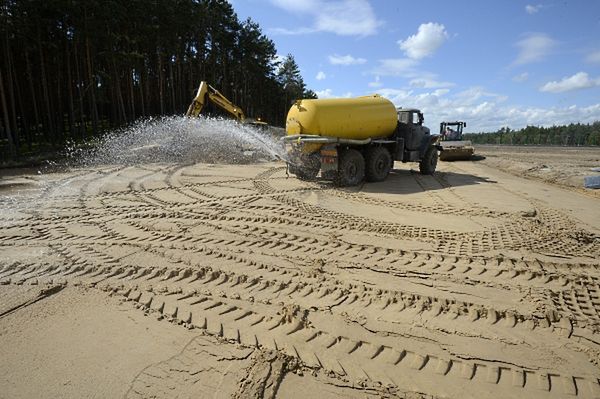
419, 146, 438, 175
365, 147, 392, 182
336, 149, 365, 186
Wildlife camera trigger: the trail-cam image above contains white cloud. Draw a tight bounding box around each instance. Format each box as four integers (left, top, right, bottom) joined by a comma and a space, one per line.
540, 72, 600, 93
512, 72, 529, 82
315, 89, 352, 99
270, 27, 317, 35
398, 22, 448, 60
368, 76, 383, 88
371, 59, 455, 91
371, 58, 418, 76
525, 4, 542, 14
372, 23, 451, 87
270, 0, 381, 36
513, 33, 556, 65
328, 54, 367, 65
585, 50, 600, 64
370, 24, 453, 89
270, 0, 319, 13
409, 78, 454, 89
316, 89, 333, 98
454, 87, 508, 104
315, 71, 326, 80
372, 86, 600, 132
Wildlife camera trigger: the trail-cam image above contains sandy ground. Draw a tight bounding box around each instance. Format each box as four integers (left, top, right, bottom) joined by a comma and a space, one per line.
476, 145, 600, 196
1, 146, 599, 399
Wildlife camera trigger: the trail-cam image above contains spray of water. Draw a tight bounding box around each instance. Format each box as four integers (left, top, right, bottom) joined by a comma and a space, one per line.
1, 116, 288, 223
69, 115, 287, 167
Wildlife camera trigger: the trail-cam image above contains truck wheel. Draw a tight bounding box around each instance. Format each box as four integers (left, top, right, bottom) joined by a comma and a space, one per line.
336, 149, 365, 186
365, 147, 392, 182
419, 146, 438, 175
293, 153, 320, 180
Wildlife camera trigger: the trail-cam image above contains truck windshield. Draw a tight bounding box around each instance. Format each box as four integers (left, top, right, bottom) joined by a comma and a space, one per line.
413, 113, 420, 124
398, 112, 410, 124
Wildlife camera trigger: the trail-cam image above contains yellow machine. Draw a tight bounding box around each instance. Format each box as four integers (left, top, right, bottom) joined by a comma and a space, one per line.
186, 81, 267, 127
283, 96, 440, 185
439, 121, 474, 161
286, 96, 397, 140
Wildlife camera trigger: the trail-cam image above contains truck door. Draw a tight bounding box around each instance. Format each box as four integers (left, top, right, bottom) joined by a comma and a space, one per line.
406, 111, 422, 150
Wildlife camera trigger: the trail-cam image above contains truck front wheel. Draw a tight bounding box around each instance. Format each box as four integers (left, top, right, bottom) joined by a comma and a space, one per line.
365, 147, 392, 182
419, 146, 438, 175
337, 149, 365, 186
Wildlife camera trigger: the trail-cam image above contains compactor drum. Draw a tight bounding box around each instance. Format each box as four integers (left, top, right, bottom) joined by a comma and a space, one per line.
283, 96, 440, 186
439, 121, 474, 161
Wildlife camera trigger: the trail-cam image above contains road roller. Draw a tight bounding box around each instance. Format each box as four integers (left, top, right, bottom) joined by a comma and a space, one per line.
282, 95, 440, 186
439, 121, 475, 161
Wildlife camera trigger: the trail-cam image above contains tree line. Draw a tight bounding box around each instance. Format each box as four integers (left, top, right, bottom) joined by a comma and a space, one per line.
464, 122, 600, 146
0, 0, 315, 160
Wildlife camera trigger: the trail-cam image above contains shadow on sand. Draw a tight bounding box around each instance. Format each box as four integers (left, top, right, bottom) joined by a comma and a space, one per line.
311, 168, 496, 195
441, 154, 487, 162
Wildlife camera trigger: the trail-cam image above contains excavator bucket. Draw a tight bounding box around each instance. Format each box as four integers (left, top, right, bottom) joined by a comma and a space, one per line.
439, 140, 475, 161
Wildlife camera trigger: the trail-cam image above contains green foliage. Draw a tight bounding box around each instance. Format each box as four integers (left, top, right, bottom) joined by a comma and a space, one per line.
464, 122, 600, 146
0, 0, 315, 160
277, 54, 317, 106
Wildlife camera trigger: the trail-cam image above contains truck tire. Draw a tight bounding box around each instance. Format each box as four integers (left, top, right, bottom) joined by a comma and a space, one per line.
336, 149, 365, 186
419, 146, 438, 175
365, 147, 392, 182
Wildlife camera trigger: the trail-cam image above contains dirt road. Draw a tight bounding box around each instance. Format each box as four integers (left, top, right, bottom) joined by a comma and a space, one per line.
1, 148, 599, 398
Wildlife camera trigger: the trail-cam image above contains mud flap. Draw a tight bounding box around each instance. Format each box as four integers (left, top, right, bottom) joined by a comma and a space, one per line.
320, 145, 338, 179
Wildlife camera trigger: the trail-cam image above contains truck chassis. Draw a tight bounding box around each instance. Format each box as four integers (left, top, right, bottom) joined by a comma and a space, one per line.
284, 132, 440, 186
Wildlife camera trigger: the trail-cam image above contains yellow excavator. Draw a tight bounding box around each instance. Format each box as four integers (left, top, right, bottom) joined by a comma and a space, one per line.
186, 81, 267, 127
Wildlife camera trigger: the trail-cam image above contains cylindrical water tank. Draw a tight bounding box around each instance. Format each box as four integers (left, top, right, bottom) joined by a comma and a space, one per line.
286, 95, 398, 140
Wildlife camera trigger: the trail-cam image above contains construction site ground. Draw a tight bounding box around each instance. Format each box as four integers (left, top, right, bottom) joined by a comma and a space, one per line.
1, 145, 599, 399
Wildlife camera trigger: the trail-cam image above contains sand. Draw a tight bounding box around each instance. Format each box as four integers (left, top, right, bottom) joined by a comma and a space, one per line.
1, 146, 599, 399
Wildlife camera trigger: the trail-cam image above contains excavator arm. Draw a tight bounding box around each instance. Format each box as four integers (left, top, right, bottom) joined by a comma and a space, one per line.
185, 81, 246, 121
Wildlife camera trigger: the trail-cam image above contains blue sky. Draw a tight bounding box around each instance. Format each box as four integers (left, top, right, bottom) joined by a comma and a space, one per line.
233, 0, 600, 131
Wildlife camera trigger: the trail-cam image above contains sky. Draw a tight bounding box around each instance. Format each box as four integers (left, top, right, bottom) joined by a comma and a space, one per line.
232, 0, 600, 132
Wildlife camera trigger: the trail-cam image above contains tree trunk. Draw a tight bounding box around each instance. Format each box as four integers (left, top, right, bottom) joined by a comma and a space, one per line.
111, 57, 127, 123
65, 41, 76, 141
129, 68, 136, 119
55, 48, 64, 144
13, 64, 30, 152
25, 51, 41, 144
0, 69, 16, 157
4, 32, 19, 152
37, 29, 54, 143
74, 43, 86, 138
169, 57, 176, 113
138, 68, 146, 117
177, 51, 183, 112
85, 36, 99, 134
158, 53, 164, 114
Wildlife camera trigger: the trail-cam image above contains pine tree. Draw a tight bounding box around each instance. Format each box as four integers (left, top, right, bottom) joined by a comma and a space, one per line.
0, 0, 317, 160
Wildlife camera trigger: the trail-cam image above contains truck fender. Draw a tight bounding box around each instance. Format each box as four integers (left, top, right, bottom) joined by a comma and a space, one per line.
419, 134, 441, 156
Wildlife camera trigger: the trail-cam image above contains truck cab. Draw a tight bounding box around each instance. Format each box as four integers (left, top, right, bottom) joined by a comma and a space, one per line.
396, 108, 431, 149
394, 108, 434, 161
398, 108, 423, 126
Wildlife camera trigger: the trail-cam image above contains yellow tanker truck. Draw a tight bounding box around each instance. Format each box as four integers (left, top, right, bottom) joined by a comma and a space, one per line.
282, 95, 440, 185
